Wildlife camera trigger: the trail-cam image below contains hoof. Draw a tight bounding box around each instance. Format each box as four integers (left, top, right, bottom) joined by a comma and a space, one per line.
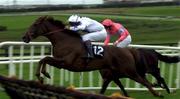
43, 72, 51, 79
158, 92, 164, 98
39, 76, 44, 84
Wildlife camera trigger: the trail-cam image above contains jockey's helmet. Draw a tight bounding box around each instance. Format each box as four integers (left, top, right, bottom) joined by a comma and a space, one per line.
102, 19, 113, 28
68, 15, 81, 26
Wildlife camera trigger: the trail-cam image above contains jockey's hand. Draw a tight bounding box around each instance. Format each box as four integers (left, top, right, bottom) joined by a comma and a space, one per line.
65, 26, 70, 29
113, 41, 119, 46
69, 27, 79, 32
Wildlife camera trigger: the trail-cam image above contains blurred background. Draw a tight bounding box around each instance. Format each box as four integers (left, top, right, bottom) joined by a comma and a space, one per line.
0, 0, 180, 44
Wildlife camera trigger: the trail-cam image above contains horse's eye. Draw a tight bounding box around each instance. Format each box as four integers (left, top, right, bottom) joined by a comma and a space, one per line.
34, 24, 37, 27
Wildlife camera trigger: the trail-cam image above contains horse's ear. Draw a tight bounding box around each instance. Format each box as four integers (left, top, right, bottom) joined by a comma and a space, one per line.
36, 16, 48, 23
42, 16, 48, 21
46, 16, 54, 21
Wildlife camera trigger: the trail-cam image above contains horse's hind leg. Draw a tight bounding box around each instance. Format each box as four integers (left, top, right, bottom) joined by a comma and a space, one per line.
155, 76, 170, 94
113, 78, 129, 97
151, 69, 170, 94
161, 78, 170, 93
131, 74, 163, 97
100, 78, 111, 94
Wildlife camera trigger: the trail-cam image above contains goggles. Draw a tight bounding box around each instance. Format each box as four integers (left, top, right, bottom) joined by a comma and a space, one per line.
104, 25, 111, 29
69, 22, 81, 26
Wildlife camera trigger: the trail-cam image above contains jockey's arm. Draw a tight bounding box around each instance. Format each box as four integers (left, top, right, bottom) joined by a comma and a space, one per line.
69, 23, 87, 31
69, 20, 91, 31
104, 33, 111, 46
116, 29, 128, 43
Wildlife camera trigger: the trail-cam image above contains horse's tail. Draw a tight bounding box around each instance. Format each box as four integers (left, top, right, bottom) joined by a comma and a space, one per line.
155, 51, 180, 63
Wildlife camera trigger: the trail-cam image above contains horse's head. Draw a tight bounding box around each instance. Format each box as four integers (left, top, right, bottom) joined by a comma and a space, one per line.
22, 16, 65, 43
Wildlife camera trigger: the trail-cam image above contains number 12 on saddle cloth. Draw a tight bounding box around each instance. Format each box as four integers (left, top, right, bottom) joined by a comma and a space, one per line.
92, 45, 104, 57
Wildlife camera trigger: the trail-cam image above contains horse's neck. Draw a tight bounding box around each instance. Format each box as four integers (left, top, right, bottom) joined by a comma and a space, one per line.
45, 32, 83, 49
46, 33, 61, 46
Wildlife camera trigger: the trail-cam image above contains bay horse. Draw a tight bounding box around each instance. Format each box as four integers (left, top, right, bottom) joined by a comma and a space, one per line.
22, 16, 166, 97
100, 48, 180, 96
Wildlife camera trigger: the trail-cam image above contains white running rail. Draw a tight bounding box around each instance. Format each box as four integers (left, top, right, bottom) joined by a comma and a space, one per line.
0, 41, 179, 91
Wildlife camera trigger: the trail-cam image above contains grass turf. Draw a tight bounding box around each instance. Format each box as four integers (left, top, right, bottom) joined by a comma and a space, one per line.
0, 7, 180, 44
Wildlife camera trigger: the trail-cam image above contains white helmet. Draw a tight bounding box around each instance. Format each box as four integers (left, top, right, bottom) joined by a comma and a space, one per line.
68, 15, 81, 22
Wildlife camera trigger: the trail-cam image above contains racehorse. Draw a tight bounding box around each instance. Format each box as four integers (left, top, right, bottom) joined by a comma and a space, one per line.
100, 48, 180, 96
22, 16, 168, 97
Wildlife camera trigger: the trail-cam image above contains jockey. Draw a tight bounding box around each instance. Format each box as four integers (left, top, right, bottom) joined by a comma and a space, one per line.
102, 19, 132, 48
68, 15, 107, 58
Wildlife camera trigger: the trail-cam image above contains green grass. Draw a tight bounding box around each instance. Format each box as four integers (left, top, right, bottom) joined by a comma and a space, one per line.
0, 6, 180, 44
122, 6, 180, 17
0, 62, 179, 99
1, 88, 180, 99
54, 6, 180, 17
0, 92, 10, 99
0, 88, 180, 99
130, 90, 180, 99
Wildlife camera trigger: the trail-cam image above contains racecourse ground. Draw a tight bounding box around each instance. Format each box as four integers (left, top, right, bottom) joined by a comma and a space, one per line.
0, 6, 180, 44
0, 5, 179, 99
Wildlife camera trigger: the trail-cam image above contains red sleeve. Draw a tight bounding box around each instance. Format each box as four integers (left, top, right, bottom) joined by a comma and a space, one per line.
104, 34, 110, 46
117, 30, 129, 42
117, 33, 127, 42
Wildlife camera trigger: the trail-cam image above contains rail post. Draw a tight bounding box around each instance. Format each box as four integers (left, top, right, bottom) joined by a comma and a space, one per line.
8, 45, 16, 77
177, 42, 180, 89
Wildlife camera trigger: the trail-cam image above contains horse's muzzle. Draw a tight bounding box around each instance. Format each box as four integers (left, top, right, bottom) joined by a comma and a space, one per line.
22, 35, 30, 43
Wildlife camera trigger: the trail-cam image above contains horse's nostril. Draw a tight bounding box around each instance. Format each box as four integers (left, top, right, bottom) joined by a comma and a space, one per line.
22, 36, 26, 41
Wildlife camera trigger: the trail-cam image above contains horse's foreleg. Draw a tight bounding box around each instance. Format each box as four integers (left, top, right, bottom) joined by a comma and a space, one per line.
36, 59, 44, 83
38, 56, 64, 79
41, 63, 51, 79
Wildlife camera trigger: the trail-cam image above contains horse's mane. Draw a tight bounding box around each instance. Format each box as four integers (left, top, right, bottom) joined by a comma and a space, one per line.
63, 29, 82, 39
37, 16, 82, 39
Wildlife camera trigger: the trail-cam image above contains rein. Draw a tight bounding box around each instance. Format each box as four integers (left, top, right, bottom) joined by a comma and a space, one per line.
43, 29, 64, 36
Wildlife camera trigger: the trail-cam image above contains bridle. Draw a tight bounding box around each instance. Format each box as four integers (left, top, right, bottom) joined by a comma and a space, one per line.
26, 29, 64, 40
27, 20, 65, 38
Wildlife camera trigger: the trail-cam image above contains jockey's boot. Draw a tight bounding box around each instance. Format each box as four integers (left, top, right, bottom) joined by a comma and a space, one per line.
84, 40, 94, 59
